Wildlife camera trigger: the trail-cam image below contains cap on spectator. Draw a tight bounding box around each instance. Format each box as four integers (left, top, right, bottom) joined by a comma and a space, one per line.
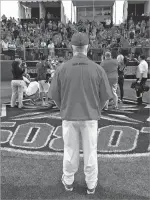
71, 32, 89, 46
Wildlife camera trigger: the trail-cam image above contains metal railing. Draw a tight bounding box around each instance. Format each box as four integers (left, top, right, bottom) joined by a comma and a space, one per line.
0, 47, 25, 60
1, 47, 150, 61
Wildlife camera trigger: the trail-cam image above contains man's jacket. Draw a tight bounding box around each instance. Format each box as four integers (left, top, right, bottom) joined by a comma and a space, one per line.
49, 54, 112, 121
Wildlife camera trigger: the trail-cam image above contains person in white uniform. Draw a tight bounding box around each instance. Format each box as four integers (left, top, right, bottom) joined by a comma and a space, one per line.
135, 55, 148, 105
49, 32, 112, 194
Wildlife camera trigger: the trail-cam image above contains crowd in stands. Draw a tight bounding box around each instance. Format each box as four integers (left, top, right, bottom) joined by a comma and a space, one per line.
1, 14, 150, 62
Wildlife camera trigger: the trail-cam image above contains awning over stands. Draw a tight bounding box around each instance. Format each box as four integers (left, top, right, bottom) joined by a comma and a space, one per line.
19, 0, 60, 8
72, 0, 115, 7
18, 0, 61, 19
19, 0, 59, 2
127, 0, 147, 4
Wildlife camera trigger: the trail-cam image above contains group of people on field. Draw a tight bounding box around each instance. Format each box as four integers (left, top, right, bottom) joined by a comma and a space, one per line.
10, 45, 148, 110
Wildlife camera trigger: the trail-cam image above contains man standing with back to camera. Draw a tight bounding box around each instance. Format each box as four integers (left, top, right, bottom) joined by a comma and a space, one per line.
49, 32, 112, 194
101, 51, 119, 110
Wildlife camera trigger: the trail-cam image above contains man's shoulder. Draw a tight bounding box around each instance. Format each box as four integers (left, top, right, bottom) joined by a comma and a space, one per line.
89, 60, 106, 74
142, 60, 148, 67
90, 61, 104, 72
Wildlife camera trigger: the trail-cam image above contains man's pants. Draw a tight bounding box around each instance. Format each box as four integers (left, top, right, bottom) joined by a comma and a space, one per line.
136, 78, 147, 104
105, 83, 118, 108
118, 77, 124, 100
62, 120, 98, 189
11, 80, 24, 108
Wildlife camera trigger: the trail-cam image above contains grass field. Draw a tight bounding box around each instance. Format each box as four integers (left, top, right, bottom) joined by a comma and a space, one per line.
1, 80, 150, 200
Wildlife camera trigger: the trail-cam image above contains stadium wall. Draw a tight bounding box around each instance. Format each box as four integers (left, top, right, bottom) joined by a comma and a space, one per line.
1, 60, 150, 81
1, 61, 13, 81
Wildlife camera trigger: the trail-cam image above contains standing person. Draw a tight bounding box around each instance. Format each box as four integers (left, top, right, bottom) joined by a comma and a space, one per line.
36, 54, 50, 106
135, 55, 148, 105
105, 17, 111, 29
117, 52, 126, 103
49, 32, 112, 194
129, 27, 135, 46
48, 40, 55, 58
101, 51, 119, 110
10, 60, 25, 108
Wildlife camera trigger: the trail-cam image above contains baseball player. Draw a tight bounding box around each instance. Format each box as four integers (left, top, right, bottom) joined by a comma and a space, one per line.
49, 32, 112, 194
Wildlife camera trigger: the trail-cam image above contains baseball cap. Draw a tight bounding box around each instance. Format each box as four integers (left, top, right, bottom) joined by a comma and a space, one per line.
71, 32, 89, 46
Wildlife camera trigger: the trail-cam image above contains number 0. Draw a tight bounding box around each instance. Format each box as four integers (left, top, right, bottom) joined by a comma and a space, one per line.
10, 123, 54, 149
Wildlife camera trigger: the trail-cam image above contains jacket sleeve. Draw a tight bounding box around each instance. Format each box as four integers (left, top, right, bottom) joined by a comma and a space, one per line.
49, 69, 61, 108
99, 67, 113, 109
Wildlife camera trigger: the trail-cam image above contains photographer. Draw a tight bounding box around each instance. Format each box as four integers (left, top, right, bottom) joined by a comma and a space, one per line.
135, 55, 148, 105
36, 54, 50, 106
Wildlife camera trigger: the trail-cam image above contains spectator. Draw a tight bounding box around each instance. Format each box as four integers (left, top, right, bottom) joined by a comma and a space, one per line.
129, 27, 135, 45
140, 20, 146, 36
8, 39, 16, 59
1, 38, 9, 59
40, 19, 45, 32
105, 17, 111, 29
48, 39, 55, 57
52, 21, 58, 31
47, 12, 51, 20
41, 38, 47, 48
13, 26, 19, 40
48, 20, 53, 31
136, 22, 141, 34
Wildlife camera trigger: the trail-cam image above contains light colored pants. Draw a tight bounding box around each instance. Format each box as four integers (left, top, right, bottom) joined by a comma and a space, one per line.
105, 83, 118, 108
11, 80, 24, 108
62, 120, 98, 189
38, 80, 50, 93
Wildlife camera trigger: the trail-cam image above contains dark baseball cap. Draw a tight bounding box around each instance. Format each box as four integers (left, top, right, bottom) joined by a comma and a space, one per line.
71, 32, 89, 46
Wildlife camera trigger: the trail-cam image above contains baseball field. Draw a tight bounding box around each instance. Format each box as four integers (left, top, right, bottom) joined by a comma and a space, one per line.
1, 80, 150, 200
